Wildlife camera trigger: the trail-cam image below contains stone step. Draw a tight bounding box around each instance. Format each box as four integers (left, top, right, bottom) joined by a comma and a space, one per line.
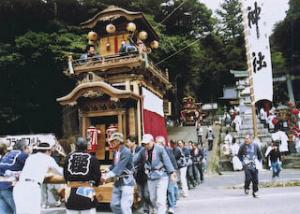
236, 139, 271, 145
219, 159, 233, 171
230, 132, 271, 138
239, 129, 269, 135
240, 125, 265, 130
282, 156, 300, 169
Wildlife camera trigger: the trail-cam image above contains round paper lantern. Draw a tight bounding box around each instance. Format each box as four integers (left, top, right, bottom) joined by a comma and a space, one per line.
150, 40, 159, 49
138, 31, 148, 40
126, 22, 136, 32
87, 31, 98, 41
106, 24, 116, 33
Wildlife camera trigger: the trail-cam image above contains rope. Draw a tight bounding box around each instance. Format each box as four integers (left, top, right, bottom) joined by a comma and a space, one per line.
159, 1, 187, 25
155, 38, 200, 66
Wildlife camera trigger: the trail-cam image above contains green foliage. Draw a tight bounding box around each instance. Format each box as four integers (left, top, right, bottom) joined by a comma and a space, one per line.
0, 27, 82, 135
0, 0, 248, 135
216, 0, 243, 41
161, 0, 215, 37
271, 0, 300, 102
271, 0, 300, 67
271, 50, 286, 71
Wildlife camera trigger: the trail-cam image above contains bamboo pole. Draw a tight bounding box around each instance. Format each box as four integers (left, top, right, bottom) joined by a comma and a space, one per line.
240, 0, 258, 138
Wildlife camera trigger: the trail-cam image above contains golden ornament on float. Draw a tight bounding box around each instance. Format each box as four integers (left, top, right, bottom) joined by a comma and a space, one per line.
88, 40, 95, 45
138, 31, 148, 40
126, 22, 136, 32
146, 47, 152, 54
106, 24, 116, 33
150, 40, 159, 49
87, 31, 98, 41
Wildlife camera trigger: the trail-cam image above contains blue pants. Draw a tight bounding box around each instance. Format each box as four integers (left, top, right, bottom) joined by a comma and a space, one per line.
137, 181, 151, 213
0, 188, 15, 214
110, 185, 134, 214
167, 179, 178, 209
271, 162, 281, 177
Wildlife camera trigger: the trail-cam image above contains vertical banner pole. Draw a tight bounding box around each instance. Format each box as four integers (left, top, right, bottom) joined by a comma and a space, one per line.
240, 0, 258, 138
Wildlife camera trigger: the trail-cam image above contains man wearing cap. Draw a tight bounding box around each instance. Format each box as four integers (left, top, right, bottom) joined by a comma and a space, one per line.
104, 132, 135, 214
13, 142, 63, 214
134, 134, 176, 214
155, 136, 178, 214
63, 137, 101, 214
238, 134, 262, 198
0, 139, 30, 214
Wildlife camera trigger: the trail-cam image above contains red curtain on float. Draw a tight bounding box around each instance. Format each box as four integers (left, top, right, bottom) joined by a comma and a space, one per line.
143, 109, 168, 141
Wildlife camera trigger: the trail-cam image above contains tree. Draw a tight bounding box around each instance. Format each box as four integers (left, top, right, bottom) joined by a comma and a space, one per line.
161, 0, 215, 37
214, 0, 247, 91
0, 0, 248, 134
271, 0, 300, 68
216, 0, 243, 41
271, 0, 300, 101
0, 29, 83, 135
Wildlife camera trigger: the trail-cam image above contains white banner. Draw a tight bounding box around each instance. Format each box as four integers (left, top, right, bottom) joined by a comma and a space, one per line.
142, 87, 164, 117
241, 0, 273, 102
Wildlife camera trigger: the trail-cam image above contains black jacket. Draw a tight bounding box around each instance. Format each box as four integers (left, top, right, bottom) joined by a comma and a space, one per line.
63, 152, 101, 210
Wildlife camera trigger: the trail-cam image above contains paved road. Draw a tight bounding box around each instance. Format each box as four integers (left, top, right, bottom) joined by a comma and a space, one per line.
176, 169, 300, 214
44, 169, 300, 214
43, 127, 300, 213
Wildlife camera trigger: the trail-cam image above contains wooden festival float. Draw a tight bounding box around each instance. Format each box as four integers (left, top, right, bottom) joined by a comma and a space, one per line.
55, 6, 172, 203
180, 96, 202, 126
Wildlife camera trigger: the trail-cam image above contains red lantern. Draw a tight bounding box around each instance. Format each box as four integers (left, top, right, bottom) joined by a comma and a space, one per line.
87, 126, 101, 153
106, 124, 118, 150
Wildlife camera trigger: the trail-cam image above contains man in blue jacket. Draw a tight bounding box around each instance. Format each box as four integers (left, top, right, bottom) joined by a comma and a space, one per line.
0, 139, 30, 214
104, 132, 135, 214
134, 134, 176, 214
238, 134, 262, 198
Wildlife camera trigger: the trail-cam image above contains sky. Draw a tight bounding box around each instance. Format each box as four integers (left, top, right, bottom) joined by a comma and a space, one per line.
200, 0, 289, 35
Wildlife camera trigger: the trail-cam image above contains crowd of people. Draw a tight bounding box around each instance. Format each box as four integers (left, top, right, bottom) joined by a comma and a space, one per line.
1, 105, 297, 214
0, 132, 209, 214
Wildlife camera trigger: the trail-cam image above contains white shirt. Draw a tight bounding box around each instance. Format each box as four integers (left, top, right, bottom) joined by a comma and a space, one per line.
224, 134, 233, 145
260, 108, 267, 120
230, 143, 240, 156
268, 114, 276, 129
272, 131, 289, 152
233, 115, 242, 125
19, 152, 63, 184
197, 127, 204, 136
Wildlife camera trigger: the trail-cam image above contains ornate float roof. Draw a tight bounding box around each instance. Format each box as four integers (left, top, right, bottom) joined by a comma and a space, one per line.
57, 81, 141, 105
80, 5, 159, 41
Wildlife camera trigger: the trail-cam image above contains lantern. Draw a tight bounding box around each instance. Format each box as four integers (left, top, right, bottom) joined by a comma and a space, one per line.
138, 31, 148, 40
106, 24, 116, 33
126, 22, 136, 32
106, 124, 118, 150
88, 40, 95, 45
150, 40, 159, 49
87, 31, 98, 41
86, 126, 101, 153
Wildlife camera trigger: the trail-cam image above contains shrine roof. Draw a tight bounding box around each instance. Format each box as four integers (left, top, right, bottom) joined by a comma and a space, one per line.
230, 69, 248, 78
57, 81, 141, 105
